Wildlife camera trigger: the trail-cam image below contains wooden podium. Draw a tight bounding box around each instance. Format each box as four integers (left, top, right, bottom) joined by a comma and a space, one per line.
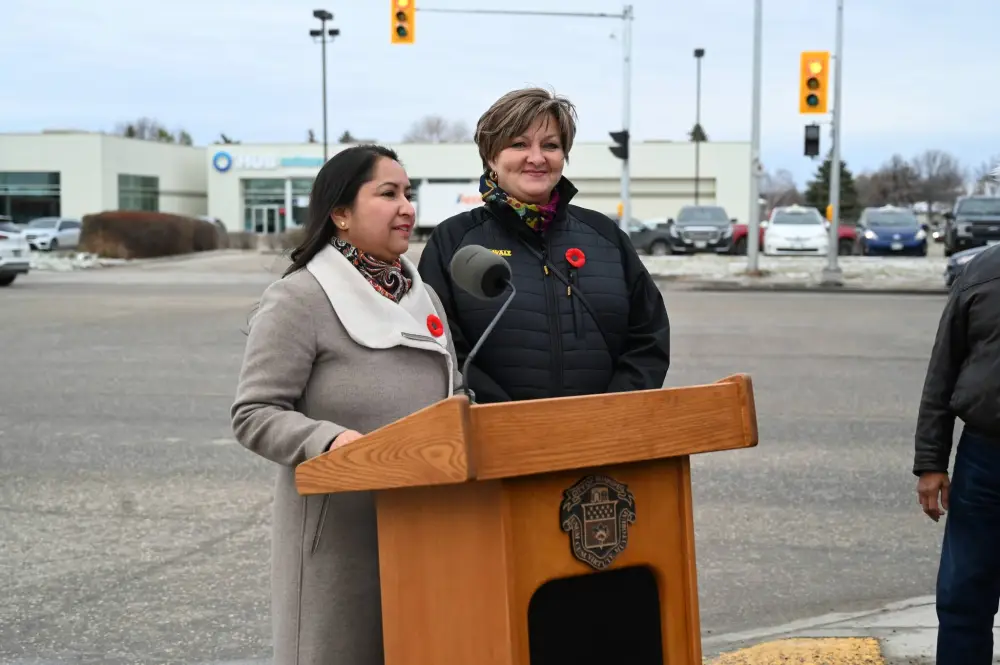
295, 374, 758, 665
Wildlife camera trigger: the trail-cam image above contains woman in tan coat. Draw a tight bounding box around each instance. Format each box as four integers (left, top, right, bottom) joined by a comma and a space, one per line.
231, 144, 460, 664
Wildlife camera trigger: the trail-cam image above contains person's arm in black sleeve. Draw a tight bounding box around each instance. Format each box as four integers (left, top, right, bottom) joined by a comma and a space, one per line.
913, 284, 969, 476
605, 233, 671, 393
417, 226, 512, 403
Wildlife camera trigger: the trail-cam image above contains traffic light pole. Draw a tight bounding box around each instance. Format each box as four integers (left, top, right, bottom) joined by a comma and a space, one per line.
746, 0, 764, 274
417, 4, 634, 234
821, 0, 844, 286
619, 5, 633, 234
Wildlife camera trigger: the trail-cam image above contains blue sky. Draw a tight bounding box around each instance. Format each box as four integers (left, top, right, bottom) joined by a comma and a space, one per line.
3, 0, 997, 187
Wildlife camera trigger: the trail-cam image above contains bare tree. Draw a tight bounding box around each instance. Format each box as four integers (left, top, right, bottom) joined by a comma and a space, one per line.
911, 149, 966, 213
403, 115, 471, 143
970, 155, 1000, 195
114, 117, 195, 145
759, 168, 801, 208
856, 154, 921, 207
307, 129, 317, 143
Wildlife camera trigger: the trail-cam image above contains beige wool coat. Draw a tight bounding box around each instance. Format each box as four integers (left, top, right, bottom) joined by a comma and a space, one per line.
231, 244, 461, 665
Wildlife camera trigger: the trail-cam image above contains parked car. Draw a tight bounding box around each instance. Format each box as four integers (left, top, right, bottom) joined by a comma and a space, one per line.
626, 219, 672, 255
732, 210, 857, 255
0, 221, 30, 286
944, 244, 991, 287
942, 196, 1000, 256
763, 205, 829, 256
663, 205, 734, 255
21, 217, 82, 251
856, 205, 928, 256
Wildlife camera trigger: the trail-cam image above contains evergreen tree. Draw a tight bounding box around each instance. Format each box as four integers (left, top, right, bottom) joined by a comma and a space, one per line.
804, 154, 861, 223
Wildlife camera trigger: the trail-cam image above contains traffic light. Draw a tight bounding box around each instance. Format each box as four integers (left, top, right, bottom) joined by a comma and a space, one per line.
799, 51, 830, 114
804, 123, 820, 157
391, 0, 414, 45
609, 130, 629, 161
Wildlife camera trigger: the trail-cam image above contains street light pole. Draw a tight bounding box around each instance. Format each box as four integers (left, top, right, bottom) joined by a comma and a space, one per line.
746, 0, 764, 273
309, 9, 339, 164
693, 48, 705, 205
821, 0, 845, 286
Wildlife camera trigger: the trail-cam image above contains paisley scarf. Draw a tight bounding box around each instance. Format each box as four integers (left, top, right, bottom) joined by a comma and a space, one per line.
331, 237, 412, 303
479, 171, 560, 233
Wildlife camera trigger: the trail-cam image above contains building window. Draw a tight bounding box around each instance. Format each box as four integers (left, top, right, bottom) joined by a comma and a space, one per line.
118, 174, 160, 211
0, 171, 61, 224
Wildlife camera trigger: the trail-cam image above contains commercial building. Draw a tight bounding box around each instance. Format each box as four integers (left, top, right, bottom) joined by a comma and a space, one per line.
0, 131, 207, 224
0, 131, 751, 231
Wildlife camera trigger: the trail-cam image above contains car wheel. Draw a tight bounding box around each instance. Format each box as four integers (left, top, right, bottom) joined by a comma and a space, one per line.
48, 239, 59, 252
838, 239, 854, 256
732, 237, 747, 255
0, 274, 16, 287
649, 241, 670, 256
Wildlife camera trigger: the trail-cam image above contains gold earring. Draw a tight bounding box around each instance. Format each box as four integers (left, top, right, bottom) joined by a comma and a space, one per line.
489, 170, 498, 181
339, 222, 347, 229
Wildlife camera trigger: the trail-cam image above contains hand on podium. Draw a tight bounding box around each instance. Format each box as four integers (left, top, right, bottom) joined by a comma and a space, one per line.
329, 429, 363, 451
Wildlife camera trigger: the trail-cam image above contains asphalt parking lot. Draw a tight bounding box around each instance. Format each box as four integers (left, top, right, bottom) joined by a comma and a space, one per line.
0, 257, 952, 663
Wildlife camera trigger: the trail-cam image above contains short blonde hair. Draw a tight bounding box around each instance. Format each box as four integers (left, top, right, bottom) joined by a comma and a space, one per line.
474, 87, 578, 171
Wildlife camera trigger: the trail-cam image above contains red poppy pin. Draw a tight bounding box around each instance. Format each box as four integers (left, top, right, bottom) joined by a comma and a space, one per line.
565, 247, 586, 269
426, 314, 444, 338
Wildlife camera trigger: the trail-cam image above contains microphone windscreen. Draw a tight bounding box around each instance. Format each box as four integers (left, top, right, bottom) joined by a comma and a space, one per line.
448, 245, 512, 299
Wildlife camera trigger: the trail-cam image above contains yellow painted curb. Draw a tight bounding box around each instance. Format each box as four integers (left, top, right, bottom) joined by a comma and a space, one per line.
707, 637, 885, 665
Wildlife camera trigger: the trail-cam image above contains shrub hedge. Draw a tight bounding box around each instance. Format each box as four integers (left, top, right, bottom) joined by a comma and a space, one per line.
79, 211, 224, 259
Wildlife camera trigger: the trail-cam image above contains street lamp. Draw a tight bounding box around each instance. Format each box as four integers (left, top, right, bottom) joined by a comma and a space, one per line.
693, 48, 705, 205
309, 9, 340, 163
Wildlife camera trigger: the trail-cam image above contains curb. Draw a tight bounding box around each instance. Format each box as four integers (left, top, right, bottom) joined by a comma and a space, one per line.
706, 637, 885, 665
650, 276, 948, 295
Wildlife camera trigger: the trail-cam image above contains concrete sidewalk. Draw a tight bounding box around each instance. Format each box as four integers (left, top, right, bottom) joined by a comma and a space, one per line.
704, 595, 1000, 664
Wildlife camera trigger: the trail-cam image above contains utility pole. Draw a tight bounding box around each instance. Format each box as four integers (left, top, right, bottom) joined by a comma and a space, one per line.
746, 0, 764, 273
416, 4, 634, 234
821, 0, 845, 286
693, 48, 705, 205
309, 10, 340, 163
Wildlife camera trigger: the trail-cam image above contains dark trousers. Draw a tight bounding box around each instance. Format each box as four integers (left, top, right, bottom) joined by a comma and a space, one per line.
936, 428, 1000, 664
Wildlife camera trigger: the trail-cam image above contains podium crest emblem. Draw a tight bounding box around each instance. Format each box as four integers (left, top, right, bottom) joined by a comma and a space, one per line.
559, 474, 636, 570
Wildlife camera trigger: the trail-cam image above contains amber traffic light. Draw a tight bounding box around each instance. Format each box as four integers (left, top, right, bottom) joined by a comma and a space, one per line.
799, 51, 830, 114
391, 0, 414, 44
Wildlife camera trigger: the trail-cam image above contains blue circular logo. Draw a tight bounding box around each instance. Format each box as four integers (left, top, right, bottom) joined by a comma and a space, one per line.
212, 151, 233, 173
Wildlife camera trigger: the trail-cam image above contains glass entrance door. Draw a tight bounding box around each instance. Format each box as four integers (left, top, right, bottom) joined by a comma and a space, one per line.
248, 205, 282, 234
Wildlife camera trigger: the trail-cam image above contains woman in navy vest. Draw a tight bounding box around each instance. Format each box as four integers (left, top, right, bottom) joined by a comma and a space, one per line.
418, 87, 670, 403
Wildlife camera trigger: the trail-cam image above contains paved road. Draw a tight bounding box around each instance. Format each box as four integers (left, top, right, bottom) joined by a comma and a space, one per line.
0, 256, 953, 663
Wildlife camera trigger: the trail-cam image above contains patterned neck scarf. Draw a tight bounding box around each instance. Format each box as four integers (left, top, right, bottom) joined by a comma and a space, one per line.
331, 237, 412, 303
479, 171, 560, 233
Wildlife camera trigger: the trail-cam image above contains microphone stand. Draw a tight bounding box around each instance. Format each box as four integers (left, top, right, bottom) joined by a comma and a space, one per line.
460, 281, 517, 404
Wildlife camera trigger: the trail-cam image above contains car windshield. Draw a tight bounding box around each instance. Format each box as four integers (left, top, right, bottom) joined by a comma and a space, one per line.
0, 222, 20, 233
27, 218, 59, 228
956, 198, 1000, 216
771, 210, 823, 225
677, 207, 728, 223
866, 211, 918, 227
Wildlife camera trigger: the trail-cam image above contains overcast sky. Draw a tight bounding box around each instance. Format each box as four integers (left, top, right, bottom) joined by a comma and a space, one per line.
3, 0, 997, 186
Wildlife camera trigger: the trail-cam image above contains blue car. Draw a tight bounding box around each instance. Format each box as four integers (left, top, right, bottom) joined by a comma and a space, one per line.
856, 206, 928, 256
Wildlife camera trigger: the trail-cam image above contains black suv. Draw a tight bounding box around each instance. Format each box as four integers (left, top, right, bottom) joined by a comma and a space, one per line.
664, 205, 735, 254
943, 196, 1000, 256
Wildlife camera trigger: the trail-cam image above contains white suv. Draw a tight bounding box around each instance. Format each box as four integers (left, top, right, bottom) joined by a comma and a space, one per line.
0, 218, 30, 286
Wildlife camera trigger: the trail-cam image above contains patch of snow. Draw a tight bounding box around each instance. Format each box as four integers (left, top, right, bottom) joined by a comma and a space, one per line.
29, 252, 130, 271
640, 255, 948, 287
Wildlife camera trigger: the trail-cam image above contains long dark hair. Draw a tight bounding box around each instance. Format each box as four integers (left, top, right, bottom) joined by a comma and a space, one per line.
283, 143, 401, 277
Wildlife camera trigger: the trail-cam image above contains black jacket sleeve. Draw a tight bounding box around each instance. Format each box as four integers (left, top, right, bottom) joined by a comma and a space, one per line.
605, 231, 671, 393
913, 284, 969, 476
417, 227, 513, 404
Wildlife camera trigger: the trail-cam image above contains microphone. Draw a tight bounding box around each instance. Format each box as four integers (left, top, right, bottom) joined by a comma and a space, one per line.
448, 245, 517, 404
